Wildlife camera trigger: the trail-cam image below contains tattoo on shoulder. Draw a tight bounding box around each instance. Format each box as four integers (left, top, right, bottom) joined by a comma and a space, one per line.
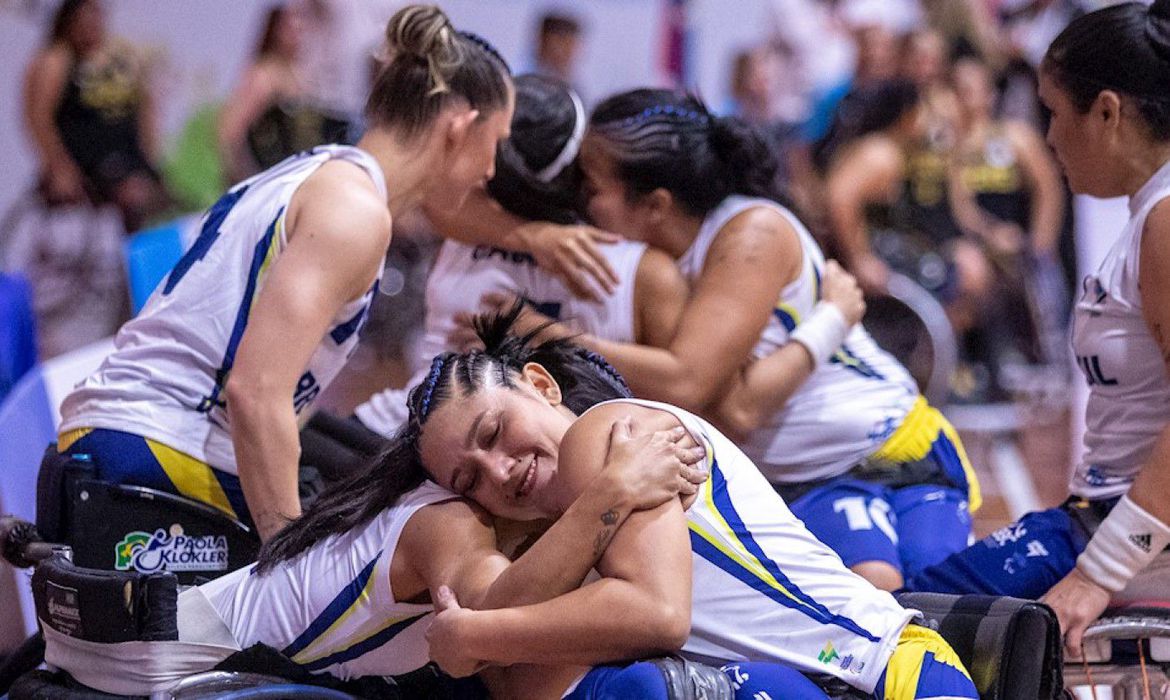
601, 509, 619, 526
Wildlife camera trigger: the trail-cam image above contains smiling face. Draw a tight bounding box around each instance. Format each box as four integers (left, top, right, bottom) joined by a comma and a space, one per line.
417, 364, 575, 521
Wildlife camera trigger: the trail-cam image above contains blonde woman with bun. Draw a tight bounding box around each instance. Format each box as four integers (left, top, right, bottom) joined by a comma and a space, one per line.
55, 5, 515, 541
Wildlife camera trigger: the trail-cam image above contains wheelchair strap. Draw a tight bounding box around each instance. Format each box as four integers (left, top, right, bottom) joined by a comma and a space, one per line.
41, 589, 240, 696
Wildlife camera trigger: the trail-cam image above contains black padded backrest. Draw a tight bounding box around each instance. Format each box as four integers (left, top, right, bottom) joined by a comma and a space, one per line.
67, 480, 258, 585
300, 411, 390, 484
32, 554, 178, 644
36, 446, 92, 544
896, 592, 1063, 700
37, 441, 260, 585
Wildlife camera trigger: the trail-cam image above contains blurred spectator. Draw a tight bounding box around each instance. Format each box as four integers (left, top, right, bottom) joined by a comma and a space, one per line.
920, 0, 1008, 71
804, 23, 902, 144
816, 79, 996, 344
996, 0, 1087, 125
765, 0, 855, 121
219, 5, 310, 182
530, 11, 586, 103
949, 58, 1063, 263
898, 28, 962, 287
947, 56, 1067, 367
727, 44, 803, 193
22, 0, 169, 232
295, 0, 404, 120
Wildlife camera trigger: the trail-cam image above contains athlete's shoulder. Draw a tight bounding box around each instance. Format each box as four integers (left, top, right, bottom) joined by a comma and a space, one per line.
288, 159, 391, 247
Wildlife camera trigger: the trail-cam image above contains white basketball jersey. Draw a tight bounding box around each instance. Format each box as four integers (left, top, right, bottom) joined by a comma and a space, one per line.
587, 399, 915, 693
1071, 160, 1170, 499
198, 481, 457, 680
676, 196, 918, 482
354, 238, 646, 437
60, 146, 387, 473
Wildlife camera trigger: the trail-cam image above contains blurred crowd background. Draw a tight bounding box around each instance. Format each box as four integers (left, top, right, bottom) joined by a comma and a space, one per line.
0, 0, 1125, 533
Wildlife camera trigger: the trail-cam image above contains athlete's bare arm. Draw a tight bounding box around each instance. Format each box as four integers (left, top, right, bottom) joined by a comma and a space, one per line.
578, 208, 802, 411
226, 162, 390, 541
427, 403, 695, 671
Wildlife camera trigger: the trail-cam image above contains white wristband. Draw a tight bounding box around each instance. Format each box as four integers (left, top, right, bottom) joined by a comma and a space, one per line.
1076, 495, 1170, 593
789, 302, 850, 368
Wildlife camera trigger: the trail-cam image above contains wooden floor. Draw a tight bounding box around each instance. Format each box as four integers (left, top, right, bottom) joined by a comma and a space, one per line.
954, 401, 1073, 538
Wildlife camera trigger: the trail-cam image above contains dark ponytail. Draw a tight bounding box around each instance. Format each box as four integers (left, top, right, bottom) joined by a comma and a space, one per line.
1043, 0, 1170, 140
588, 89, 785, 216
255, 301, 629, 572
255, 436, 426, 574
486, 74, 585, 225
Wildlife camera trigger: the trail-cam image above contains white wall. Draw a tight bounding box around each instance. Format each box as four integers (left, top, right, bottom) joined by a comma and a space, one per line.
0, 0, 800, 220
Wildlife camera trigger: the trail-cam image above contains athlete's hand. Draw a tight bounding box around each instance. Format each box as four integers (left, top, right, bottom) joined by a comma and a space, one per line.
821, 260, 866, 326
1041, 566, 1112, 658
602, 416, 707, 511
851, 253, 890, 296
516, 222, 622, 302
427, 586, 486, 678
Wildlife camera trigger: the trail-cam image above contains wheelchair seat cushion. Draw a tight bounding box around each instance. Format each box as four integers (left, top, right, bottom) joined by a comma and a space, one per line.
894, 591, 1063, 699
33, 554, 178, 643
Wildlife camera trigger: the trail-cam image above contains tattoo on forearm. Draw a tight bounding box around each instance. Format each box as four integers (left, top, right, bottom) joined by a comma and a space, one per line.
593, 509, 620, 556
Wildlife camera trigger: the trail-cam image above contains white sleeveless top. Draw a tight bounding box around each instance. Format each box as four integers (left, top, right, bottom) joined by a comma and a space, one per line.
60, 146, 387, 473
354, 238, 646, 437
676, 196, 918, 482
586, 399, 914, 693
1071, 160, 1170, 499
198, 481, 457, 679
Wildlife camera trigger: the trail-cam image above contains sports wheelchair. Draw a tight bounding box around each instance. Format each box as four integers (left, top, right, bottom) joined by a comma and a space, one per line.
1, 508, 1067, 699
1063, 554, 1170, 698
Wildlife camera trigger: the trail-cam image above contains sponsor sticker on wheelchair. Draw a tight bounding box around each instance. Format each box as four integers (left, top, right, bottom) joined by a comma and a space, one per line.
44, 581, 82, 637
114, 524, 229, 573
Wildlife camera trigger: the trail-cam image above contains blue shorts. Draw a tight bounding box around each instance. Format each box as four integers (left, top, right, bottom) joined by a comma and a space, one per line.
903, 501, 1094, 597
57, 427, 250, 525
567, 660, 829, 700
790, 479, 972, 580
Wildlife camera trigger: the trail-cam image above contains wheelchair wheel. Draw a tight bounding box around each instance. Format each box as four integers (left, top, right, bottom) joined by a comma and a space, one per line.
862, 272, 958, 408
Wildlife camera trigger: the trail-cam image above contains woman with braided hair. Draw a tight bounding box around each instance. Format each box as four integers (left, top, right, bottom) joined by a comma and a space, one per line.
54, 5, 513, 542
507, 88, 980, 594
45, 305, 706, 695
402, 306, 977, 699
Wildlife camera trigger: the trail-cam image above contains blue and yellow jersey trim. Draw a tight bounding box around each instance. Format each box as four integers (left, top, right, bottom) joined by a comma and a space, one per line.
198, 209, 285, 413
282, 553, 428, 672
688, 433, 881, 642
871, 397, 981, 512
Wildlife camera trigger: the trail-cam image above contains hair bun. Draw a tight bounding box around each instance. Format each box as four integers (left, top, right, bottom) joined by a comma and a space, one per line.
385, 4, 460, 93
1150, 0, 1170, 63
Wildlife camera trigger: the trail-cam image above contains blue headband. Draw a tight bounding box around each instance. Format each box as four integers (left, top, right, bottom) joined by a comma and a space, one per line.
616, 104, 710, 128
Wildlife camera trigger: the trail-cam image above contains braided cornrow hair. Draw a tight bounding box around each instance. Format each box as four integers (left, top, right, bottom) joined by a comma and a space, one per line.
255, 301, 631, 573
459, 30, 510, 73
